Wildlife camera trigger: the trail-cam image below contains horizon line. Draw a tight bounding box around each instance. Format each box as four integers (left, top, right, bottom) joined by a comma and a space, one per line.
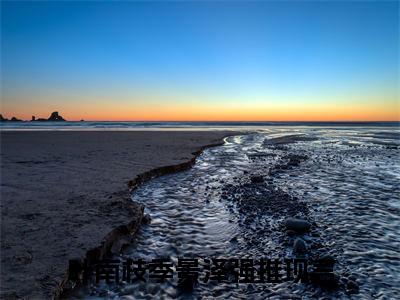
1, 119, 399, 123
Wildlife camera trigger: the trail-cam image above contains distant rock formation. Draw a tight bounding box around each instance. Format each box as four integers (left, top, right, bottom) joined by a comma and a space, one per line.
0, 115, 22, 122
48, 111, 65, 121
0, 111, 67, 122
34, 111, 66, 122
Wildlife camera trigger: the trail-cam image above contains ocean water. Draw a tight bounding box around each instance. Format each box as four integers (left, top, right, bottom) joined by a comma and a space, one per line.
0, 121, 399, 131
72, 126, 400, 299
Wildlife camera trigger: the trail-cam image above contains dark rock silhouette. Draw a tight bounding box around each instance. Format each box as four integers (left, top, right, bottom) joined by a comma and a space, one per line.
34, 111, 66, 122
1, 111, 67, 122
48, 111, 65, 121
0, 115, 22, 121
285, 218, 311, 233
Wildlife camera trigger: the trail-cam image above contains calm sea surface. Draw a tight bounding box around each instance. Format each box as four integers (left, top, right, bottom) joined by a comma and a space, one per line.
0, 121, 398, 131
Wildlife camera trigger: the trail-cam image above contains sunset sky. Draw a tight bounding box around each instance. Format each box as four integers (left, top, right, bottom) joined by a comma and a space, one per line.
1, 1, 399, 121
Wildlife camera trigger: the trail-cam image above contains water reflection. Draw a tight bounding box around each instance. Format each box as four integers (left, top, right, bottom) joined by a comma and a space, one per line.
85, 127, 400, 299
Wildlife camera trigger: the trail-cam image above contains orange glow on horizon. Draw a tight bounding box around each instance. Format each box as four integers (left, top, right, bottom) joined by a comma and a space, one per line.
2, 101, 399, 122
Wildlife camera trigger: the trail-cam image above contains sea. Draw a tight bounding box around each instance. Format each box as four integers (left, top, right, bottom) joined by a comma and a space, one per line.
0, 121, 399, 131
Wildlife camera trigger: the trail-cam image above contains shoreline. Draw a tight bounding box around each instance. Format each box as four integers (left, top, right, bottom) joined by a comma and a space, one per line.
68, 129, 400, 299
0, 131, 238, 299
59, 137, 235, 298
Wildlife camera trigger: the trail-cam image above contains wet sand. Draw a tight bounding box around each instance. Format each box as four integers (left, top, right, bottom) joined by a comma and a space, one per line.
75, 129, 399, 299
0, 131, 235, 299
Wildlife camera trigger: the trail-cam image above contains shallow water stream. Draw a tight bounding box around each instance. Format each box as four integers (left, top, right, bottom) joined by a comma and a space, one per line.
82, 127, 400, 299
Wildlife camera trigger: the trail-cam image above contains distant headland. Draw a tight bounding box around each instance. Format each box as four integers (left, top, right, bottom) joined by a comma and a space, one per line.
0, 111, 66, 122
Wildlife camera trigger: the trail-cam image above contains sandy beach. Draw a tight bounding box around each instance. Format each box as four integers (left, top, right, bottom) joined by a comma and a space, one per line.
0, 130, 235, 299
1, 1, 398, 298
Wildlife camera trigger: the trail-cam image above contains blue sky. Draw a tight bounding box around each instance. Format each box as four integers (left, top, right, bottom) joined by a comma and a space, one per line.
1, 1, 399, 121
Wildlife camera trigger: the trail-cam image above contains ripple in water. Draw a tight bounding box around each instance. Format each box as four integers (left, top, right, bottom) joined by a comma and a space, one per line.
82, 127, 400, 299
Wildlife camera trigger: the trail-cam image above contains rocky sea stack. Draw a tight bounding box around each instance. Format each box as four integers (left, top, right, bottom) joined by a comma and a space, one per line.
0, 111, 67, 122
0, 114, 22, 122
48, 111, 65, 121
35, 111, 66, 122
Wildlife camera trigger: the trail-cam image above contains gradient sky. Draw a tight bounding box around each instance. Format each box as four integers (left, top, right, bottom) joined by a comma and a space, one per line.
1, 1, 399, 121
